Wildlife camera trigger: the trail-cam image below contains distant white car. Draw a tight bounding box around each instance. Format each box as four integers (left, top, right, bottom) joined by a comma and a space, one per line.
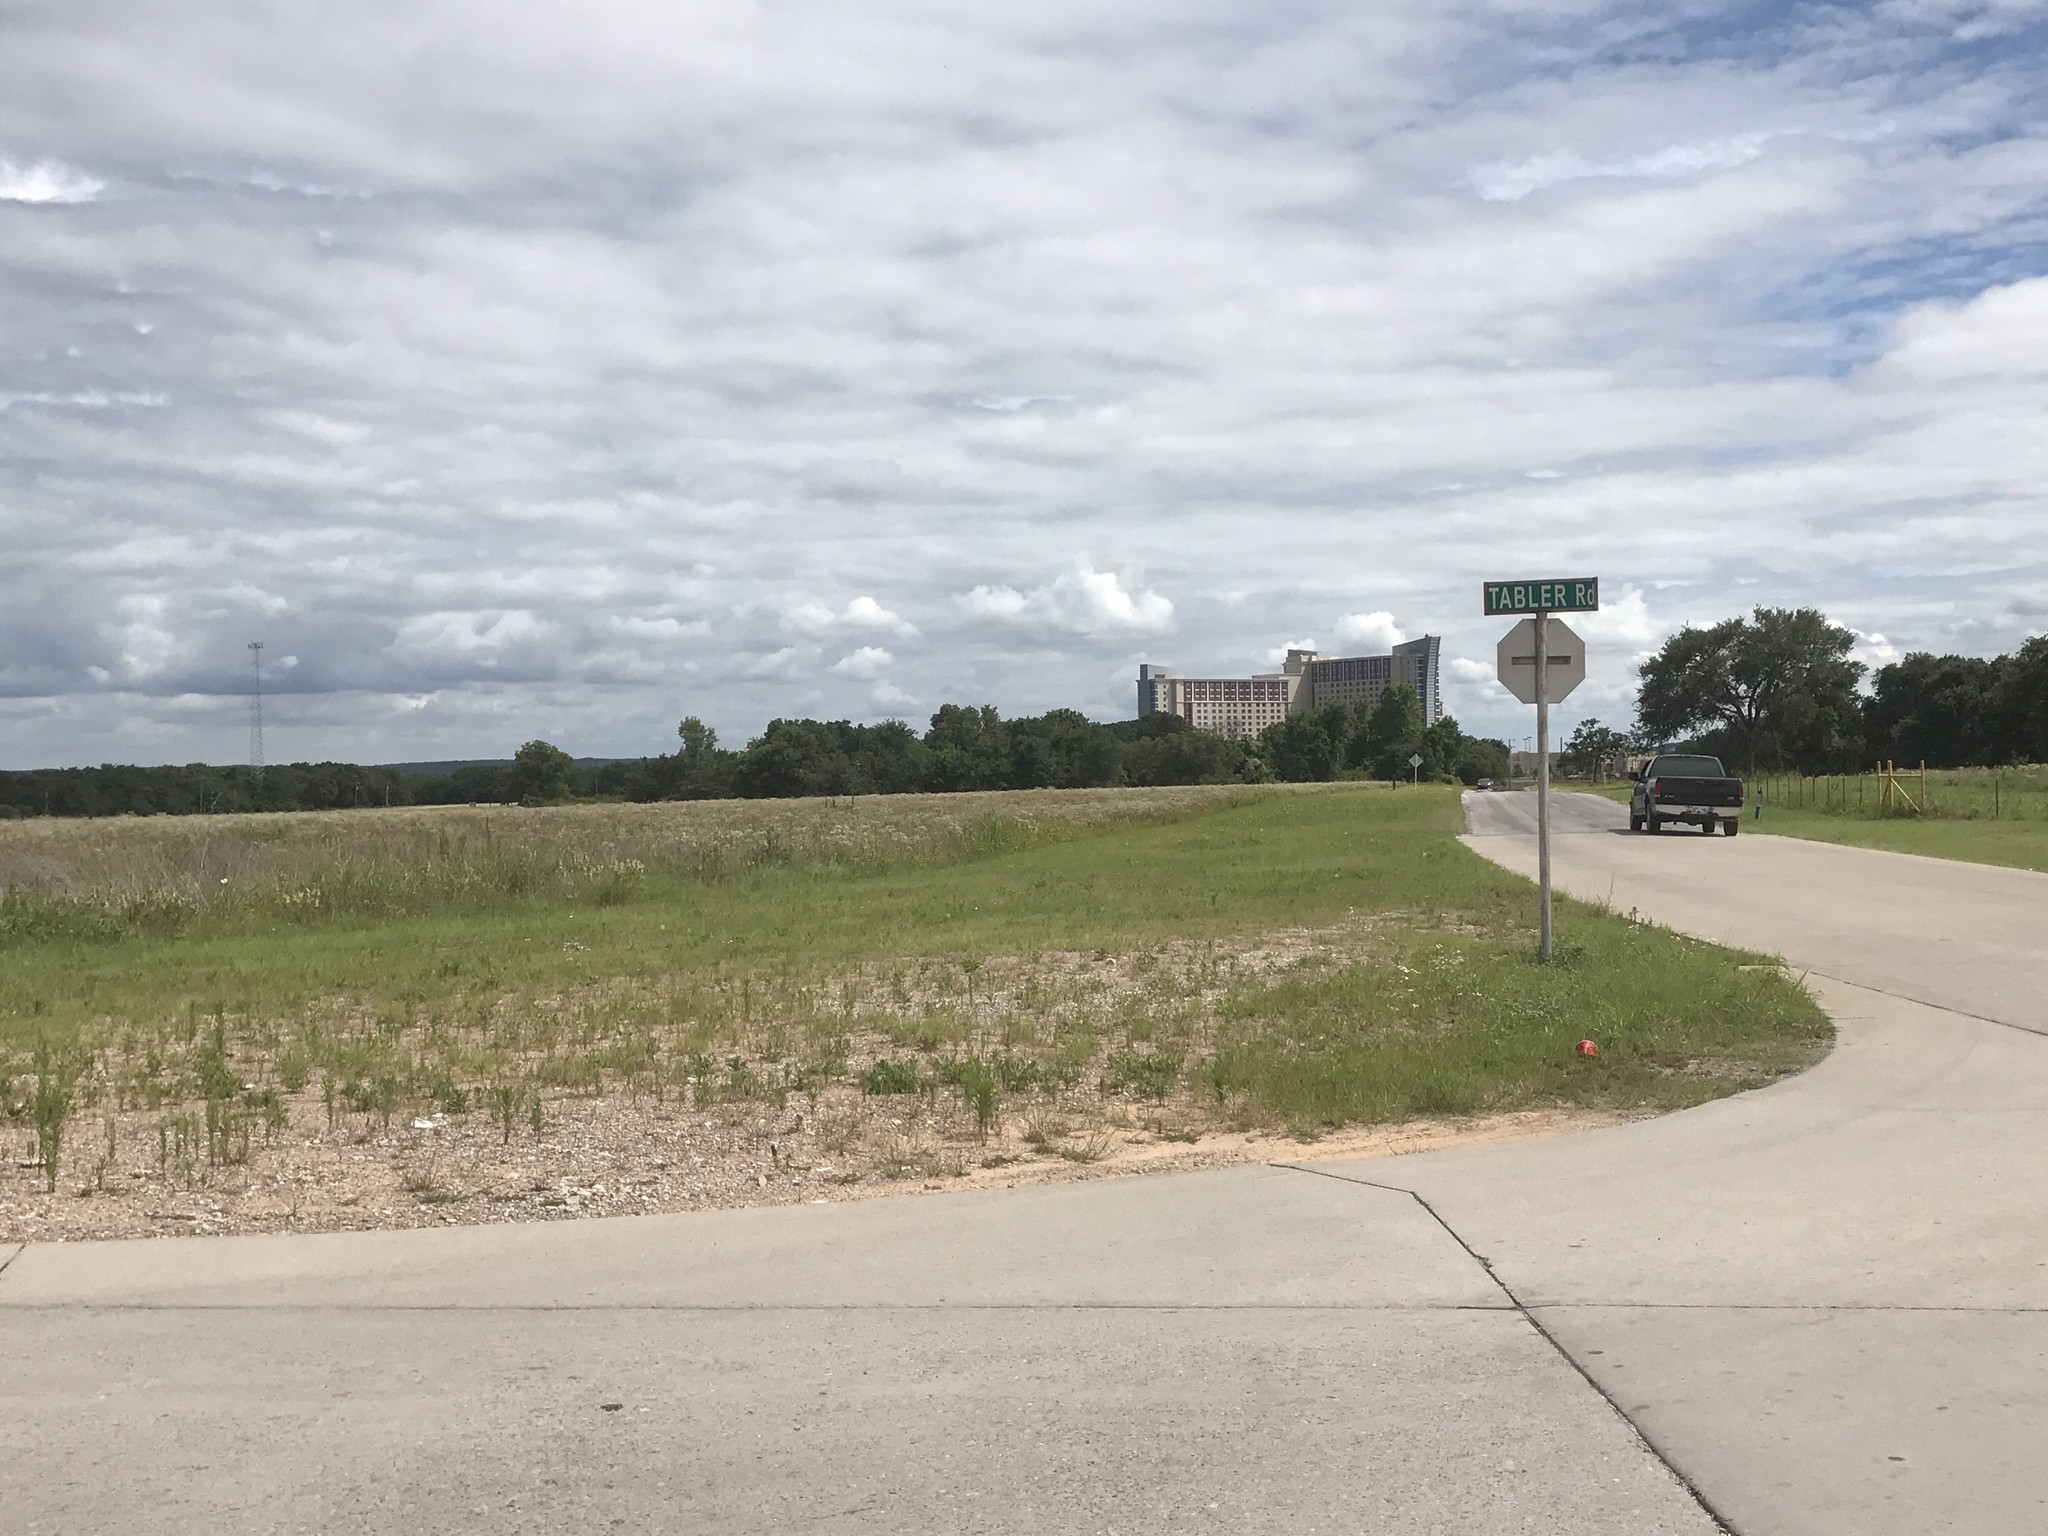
1474, 778, 1494, 791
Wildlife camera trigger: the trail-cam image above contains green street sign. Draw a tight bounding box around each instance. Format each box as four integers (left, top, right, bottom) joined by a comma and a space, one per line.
1483, 577, 1599, 616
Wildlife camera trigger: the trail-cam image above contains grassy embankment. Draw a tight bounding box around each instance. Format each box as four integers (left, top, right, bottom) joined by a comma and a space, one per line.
1581, 765, 2048, 874
0, 783, 1826, 1224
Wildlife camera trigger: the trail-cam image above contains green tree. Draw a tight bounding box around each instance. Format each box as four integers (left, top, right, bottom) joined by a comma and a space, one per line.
1121, 716, 1260, 785
923, 705, 1010, 791
1265, 704, 1352, 781
1356, 683, 1424, 780
1864, 655, 2000, 769
1006, 709, 1119, 789
1635, 608, 1864, 773
1454, 735, 1511, 786
847, 718, 929, 794
733, 719, 854, 798
677, 716, 719, 771
507, 740, 578, 805
1561, 718, 1634, 779
1417, 715, 1467, 782
1995, 637, 2048, 764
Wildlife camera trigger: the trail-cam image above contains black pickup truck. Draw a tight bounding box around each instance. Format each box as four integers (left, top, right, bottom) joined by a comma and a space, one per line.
1630, 753, 1745, 836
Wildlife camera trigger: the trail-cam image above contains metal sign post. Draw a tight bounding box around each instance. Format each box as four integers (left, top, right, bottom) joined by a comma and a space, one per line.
1408, 752, 1424, 785
1534, 613, 1551, 961
1489, 587, 1596, 963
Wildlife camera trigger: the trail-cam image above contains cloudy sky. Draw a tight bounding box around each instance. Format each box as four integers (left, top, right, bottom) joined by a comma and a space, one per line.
4, 1, 2046, 768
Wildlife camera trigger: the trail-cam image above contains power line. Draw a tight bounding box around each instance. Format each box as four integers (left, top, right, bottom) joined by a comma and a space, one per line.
248, 641, 264, 778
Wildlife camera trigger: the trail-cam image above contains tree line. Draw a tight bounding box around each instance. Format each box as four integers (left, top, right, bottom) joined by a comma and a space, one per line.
554, 685, 1507, 803
0, 686, 1510, 818
1577, 607, 2048, 776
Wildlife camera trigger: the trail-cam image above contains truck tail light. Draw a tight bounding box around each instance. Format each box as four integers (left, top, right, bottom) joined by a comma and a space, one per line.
1651, 778, 1661, 798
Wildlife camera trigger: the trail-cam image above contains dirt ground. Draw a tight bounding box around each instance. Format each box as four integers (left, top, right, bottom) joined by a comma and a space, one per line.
0, 1080, 1621, 1243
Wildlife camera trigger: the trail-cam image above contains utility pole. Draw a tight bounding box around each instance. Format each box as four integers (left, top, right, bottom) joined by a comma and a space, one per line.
248, 641, 265, 780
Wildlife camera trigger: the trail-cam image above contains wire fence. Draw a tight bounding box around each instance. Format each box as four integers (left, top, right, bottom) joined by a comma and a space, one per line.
1750, 764, 2048, 822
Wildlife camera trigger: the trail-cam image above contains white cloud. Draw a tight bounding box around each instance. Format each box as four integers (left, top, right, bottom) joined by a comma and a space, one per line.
3, 5, 2045, 766
0, 157, 104, 204
781, 596, 917, 638
870, 681, 917, 710
1472, 134, 1774, 203
391, 610, 553, 663
961, 564, 1174, 637
609, 615, 710, 640
1333, 612, 1404, 653
1262, 637, 1318, 665
1851, 630, 1900, 669
0, 390, 167, 415
1873, 277, 2048, 381
738, 645, 815, 679
1575, 588, 1662, 649
841, 596, 915, 635
830, 645, 893, 678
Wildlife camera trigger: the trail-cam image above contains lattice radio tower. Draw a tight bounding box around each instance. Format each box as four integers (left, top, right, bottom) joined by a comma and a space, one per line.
248, 641, 265, 777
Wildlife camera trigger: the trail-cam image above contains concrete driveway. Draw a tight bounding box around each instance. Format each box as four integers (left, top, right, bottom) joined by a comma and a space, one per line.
5, 792, 2044, 1534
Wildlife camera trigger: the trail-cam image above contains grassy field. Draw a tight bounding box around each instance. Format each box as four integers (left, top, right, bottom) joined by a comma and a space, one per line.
1581, 766, 2048, 874
0, 783, 1827, 1238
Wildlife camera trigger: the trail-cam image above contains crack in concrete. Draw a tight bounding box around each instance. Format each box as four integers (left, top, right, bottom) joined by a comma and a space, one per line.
1280, 1161, 1742, 1535
1801, 968, 2048, 1040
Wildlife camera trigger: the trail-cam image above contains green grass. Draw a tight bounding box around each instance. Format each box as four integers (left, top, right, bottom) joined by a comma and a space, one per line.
0, 784, 1828, 1184
1577, 767, 2048, 875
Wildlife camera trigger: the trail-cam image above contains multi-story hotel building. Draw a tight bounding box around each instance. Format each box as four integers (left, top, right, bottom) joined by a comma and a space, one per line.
1138, 636, 1442, 740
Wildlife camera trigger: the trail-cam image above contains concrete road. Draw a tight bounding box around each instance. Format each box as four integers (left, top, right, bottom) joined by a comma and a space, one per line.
1464, 787, 2048, 1031
6, 796, 2046, 1534
1462, 786, 1636, 839
2, 1167, 1716, 1534
1412, 788, 2048, 1533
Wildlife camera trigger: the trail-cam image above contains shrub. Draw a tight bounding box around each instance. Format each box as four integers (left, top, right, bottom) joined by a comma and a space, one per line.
1102, 1050, 1182, 1100
860, 1058, 926, 1096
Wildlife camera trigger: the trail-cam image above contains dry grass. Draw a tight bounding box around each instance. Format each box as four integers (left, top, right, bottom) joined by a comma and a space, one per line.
0, 784, 1828, 1240
0, 784, 1285, 905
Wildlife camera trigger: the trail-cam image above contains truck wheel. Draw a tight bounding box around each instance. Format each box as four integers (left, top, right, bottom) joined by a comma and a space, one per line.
1723, 818, 1739, 837
1647, 814, 1663, 834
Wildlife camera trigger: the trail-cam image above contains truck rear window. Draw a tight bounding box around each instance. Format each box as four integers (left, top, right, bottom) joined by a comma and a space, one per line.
1653, 755, 1726, 777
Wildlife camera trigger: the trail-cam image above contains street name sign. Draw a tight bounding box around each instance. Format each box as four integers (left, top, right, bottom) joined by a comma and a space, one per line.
1483, 578, 1599, 616
1496, 617, 1585, 705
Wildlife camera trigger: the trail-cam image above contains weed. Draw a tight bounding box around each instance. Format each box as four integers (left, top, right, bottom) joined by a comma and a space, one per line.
1019, 1108, 1069, 1150
860, 1059, 926, 1096
400, 1150, 440, 1194
952, 1059, 999, 1142
204, 1096, 251, 1166
1057, 1127, 1117, 1163
156, 1110, 200, 1187
992, 1053, 1044, 1093
1102, 1050, 1182, 1100
487, 1081, 524, 1145
31, 1039, 80, 1192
